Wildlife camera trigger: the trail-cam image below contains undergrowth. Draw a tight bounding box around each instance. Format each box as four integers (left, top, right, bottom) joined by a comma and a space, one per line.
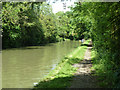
91, 49, 120, 88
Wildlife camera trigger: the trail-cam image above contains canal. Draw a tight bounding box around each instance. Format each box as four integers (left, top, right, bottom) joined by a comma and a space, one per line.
2, 41, 80, 88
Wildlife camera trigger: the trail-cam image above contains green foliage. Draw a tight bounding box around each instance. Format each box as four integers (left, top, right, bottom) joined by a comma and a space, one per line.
2, 2, 77, 49
38, 3, 58, 43
2, 2, 44, 48
66, 5, 91, 40
55, 11, 71, 39
2, 2, 120, 88
71, 2, 120, 88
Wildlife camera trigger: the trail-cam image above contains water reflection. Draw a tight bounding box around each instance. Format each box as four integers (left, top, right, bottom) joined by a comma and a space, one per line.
2, 41, 80, 88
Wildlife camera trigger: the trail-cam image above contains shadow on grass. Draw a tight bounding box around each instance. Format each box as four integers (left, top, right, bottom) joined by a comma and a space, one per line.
32, 73, 98, 89
32, 57, 99, 89
32, 41, 97, 89
33, 76, 73, 89
32, 57, 82, 89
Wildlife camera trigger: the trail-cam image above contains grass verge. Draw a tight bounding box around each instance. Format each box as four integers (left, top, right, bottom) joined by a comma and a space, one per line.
33, 39, 91, 89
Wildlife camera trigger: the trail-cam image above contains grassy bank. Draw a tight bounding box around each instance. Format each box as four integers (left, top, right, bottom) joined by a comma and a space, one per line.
33, 39, 91, 89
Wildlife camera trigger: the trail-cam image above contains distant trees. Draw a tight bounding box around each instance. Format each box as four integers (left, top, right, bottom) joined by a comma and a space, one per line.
39, 3, 59, 43
2, 2, 72, 49
64, 6, 91, 40
55, 11, 70, 40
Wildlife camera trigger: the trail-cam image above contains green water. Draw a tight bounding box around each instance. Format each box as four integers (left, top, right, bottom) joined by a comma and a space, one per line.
2, 41, 80, 88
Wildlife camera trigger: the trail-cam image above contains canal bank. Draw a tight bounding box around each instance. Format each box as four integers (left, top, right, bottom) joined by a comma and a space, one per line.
33, 39, 91, 88
2, 40, 81, 88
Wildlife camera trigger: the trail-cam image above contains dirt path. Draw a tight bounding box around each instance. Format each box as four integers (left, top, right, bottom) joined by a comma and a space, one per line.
70, 41, 98, 88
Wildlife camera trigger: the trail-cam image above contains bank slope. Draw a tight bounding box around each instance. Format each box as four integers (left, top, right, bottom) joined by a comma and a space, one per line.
33, 39, 91, 89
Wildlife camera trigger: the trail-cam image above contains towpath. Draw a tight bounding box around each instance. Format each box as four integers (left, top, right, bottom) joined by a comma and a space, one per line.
70, 41, 98, 88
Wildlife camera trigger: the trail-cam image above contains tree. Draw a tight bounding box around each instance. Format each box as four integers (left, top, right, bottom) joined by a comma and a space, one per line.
70, 2, 120, 88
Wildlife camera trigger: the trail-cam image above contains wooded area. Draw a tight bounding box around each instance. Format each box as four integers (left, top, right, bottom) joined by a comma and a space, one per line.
2, 2, 120, 88
2, 2, 84, 49
72, 2, 120, 88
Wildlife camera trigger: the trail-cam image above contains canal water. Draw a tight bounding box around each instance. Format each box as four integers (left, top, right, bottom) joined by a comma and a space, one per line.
2, 41, 80, 88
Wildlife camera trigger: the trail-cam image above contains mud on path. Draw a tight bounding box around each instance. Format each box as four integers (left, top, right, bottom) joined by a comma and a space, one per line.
70, 41, 98, 88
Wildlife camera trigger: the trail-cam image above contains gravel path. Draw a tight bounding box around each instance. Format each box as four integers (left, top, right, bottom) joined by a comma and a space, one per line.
70, 42, 98, 88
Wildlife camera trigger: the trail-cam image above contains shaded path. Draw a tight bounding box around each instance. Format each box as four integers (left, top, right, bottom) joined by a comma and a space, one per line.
70, 41, 98, 88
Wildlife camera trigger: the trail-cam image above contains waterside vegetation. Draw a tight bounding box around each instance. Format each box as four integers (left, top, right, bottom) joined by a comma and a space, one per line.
2, 1, 120, 88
